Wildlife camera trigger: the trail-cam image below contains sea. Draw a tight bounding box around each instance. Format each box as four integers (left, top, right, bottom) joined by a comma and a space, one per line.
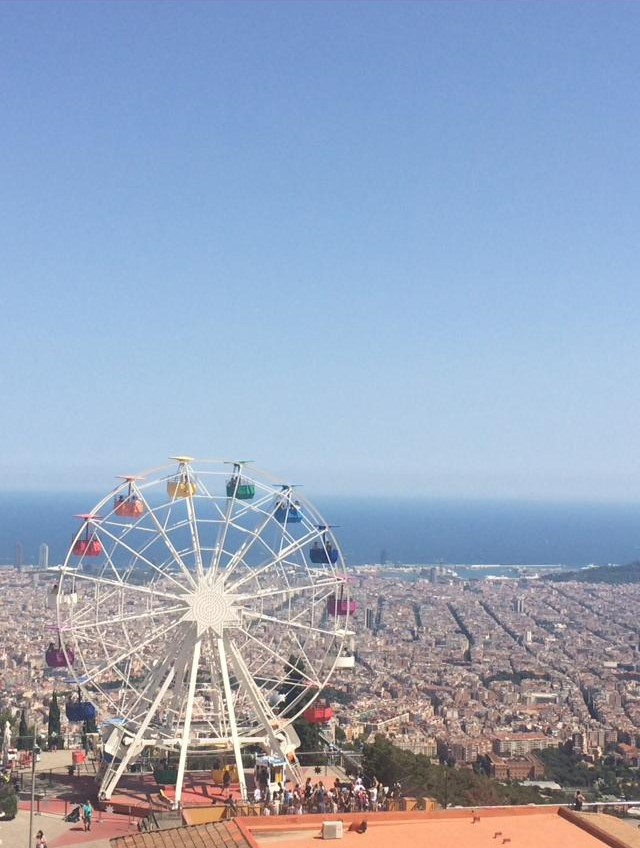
2, 492, 640, 575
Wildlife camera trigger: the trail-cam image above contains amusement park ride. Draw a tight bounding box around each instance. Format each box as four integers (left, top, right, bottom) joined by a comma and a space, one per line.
47, 458, 356, 804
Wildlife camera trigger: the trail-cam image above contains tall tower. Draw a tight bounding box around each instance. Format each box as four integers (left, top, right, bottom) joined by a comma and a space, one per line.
15, 541, 23, 572
38, 543, 49, 569
365, 607, 374, 630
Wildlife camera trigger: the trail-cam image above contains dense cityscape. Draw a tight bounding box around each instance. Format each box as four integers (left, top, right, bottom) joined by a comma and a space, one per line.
341, 568, 640, 778
4, 560, 640, 790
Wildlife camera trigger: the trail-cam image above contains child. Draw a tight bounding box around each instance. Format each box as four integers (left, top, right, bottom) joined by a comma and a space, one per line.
82, 799, 93, 831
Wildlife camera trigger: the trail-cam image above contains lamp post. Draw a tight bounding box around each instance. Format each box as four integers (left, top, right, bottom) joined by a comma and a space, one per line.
27, 720, 40, 848
443, 765, 449, 810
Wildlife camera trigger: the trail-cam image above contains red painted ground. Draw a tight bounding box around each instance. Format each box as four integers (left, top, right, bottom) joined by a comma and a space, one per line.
49, 817, 137, 847
17, 800, 139, 847
107, 773, 243, 813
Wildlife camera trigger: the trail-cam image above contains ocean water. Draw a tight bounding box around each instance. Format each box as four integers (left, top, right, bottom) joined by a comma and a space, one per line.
1, 492, 640, 569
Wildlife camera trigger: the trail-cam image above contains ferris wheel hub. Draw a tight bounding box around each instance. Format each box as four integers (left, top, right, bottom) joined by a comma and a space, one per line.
180, 578, 242, 637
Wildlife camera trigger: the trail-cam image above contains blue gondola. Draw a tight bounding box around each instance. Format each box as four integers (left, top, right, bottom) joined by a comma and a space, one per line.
66, 689, 97, 723
309, 541, 338, 564
66, 701, 97, 722
275, 501, 302, 524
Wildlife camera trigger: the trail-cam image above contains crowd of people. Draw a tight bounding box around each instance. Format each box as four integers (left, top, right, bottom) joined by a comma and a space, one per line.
225, 775, 403, 817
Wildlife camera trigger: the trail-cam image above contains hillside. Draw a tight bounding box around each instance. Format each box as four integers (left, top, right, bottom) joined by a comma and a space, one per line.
360, 736, 561, 807
545, 561, 640, 584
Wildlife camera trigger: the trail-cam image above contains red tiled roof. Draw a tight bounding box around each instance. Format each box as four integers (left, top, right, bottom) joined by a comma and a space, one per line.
110, 820, 253, 848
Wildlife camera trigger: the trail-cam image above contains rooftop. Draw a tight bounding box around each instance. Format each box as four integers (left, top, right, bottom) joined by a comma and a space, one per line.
110, 807, 640, 848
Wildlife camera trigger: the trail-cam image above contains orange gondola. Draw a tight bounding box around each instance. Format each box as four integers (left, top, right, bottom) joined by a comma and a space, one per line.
72, 515, 102, 557
114, 477, 146, 518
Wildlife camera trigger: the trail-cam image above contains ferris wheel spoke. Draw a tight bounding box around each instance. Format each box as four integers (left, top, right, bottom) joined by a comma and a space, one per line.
225, 637, 288, 754
241, 577, 344, 603
207, 478, 239, 581
238, 626, 321, 687
293, 628, 329, 677
91, 522, 191, 594
216, 500, 291, 584
67, 605, 185, 633
96, 542, 130, 586
242, 609, 337, 641
109, 658, 138, 709
132, 482, 198, 590
70, 571, 185, 604
223, 488, 274, 524
183, 494, 205, 580
227, 527, 321, 593
83, 617, 184, 681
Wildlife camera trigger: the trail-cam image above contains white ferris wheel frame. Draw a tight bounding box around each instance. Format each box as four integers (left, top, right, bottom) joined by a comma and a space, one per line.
54, 458, 354, 804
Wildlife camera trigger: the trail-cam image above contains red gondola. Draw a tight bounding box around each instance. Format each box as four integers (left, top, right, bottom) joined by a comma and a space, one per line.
45, 637, 74, 668
115, 498, 144, 518
72, 538, 102, 557
72, 515, 102, 557
327, 583, 357, 617
304, 700, 333, 724
327, 595, 357, 617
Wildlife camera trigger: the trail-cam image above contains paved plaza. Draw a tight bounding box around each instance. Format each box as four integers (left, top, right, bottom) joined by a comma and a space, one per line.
2, 749, 139, 848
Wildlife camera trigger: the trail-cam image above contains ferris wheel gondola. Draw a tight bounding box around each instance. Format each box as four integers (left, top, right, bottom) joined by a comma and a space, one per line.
274, 485, 303, 524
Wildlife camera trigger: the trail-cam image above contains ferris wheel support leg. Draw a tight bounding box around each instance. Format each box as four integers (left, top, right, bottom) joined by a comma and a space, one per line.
217, 637, 248, 802
226, 639, 302, 785
165, 637, 198, 739
174, 639, 202, 808
100, 666, 176, 800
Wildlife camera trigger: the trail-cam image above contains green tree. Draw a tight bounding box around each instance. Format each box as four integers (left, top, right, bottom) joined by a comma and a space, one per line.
0, 775, 18, 820
17, 709, 30, 751
47, 692, 62, 750
295, 717, 322, 764
361, 735, 550, 808
0, 712, 15, 731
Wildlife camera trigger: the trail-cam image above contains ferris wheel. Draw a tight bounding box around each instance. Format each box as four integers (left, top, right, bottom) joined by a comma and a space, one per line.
54, 457, 355, 803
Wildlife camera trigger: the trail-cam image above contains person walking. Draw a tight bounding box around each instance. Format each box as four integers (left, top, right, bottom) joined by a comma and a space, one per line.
35, 830, 47, 848
82, 799, 93, 831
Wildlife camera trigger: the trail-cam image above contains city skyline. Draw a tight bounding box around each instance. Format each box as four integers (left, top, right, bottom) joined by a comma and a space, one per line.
2, 3, 640, 499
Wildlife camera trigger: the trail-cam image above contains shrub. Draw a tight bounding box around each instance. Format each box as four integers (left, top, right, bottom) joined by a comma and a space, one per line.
0, 778, 18, 820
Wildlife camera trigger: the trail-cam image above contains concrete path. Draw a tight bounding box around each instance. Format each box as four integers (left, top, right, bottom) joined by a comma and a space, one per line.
4, 750, 139, 848
2, 804, 139, 848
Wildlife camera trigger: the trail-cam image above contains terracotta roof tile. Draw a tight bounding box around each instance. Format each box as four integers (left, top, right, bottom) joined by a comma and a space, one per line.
111, 820, 253, 848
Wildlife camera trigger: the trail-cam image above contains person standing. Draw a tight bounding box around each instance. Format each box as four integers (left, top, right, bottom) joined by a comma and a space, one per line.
574, 790, 585, 812
222, 766, 231, 792
82, 799, 93, 831
35, 830, 47, 848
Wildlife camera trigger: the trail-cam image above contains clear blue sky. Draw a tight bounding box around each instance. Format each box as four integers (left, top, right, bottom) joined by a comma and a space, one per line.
2, 1, 640, 499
